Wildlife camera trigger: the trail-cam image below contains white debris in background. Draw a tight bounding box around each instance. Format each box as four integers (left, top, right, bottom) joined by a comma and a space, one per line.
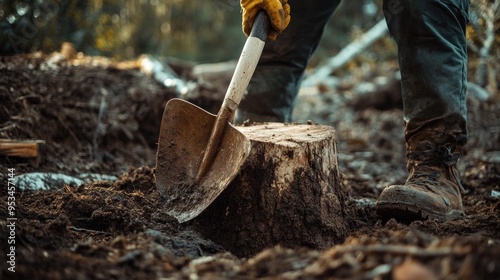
15, 173, 84, 191
491, 190, 500, 199
15, 172, 119, 191
140, 55, 196, 95
352, 197, 376, 207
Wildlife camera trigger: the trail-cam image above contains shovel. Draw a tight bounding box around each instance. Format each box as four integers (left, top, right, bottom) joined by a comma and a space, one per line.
155, 11, 270, 223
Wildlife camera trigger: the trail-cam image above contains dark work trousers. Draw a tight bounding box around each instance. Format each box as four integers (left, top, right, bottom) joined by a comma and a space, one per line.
235, 0, 342, 123
235, 0, 469, 148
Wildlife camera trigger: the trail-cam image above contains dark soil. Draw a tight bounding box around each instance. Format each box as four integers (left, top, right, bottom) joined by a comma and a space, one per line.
1, 52, 499, 279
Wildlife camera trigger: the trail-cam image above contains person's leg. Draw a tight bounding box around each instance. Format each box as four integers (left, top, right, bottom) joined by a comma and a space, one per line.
235, 0, 341, 123
377, 0, 470, 221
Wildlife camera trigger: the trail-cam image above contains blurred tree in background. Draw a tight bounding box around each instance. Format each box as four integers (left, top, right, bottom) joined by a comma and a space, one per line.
0, 0, 498, 74
1, 0, 388, 62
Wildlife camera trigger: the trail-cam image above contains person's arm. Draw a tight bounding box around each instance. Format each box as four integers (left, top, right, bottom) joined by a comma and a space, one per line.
240, 0, 291, 40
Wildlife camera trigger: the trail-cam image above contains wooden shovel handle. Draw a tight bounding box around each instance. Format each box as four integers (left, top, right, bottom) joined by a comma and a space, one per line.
195, 11, 270, 183
220, 10, 271, 114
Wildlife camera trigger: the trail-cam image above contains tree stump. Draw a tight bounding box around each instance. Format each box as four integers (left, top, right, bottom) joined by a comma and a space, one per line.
192, 123, 350, 257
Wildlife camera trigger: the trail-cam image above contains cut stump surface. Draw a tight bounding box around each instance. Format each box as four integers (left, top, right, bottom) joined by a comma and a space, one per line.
192, 123, 350, 257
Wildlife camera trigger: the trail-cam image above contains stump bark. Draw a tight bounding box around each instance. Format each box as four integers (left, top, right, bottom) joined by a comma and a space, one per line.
192, 123, 350, 257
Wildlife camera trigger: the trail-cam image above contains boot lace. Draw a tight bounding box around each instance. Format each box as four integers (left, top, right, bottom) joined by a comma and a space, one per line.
408, 143, 465, 193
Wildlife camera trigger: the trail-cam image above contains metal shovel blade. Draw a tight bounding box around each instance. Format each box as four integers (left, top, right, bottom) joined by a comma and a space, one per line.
155, 98, 251, 223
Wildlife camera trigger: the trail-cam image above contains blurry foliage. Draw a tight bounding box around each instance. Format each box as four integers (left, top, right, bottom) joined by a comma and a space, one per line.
0, 0, 245, 61
0, 0, 498, 88
466, 0, 500, 95
1, 0, 387, 62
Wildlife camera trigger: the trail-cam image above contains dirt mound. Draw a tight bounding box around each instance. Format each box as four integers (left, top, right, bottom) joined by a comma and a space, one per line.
0, 53, 177, 176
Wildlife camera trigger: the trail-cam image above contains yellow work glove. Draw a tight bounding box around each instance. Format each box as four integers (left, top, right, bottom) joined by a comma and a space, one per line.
241, 0, 291, 40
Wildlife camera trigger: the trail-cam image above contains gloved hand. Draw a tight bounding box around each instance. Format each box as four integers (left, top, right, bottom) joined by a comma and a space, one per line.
241, 0, 291, 40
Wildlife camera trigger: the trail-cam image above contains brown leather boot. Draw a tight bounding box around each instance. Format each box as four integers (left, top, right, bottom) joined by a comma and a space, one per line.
376, 140, 465, 222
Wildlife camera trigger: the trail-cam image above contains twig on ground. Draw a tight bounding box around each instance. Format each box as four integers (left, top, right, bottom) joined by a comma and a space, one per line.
330, 244, 470, 257
69, 226, 110, 235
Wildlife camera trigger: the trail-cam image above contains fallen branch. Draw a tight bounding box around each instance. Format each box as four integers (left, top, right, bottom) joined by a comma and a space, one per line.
303, 19, 389, 87
69, 226, 110, 235
330, 244, 470, 257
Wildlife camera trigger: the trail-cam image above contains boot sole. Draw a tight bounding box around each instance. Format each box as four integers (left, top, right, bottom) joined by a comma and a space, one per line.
376, 201, 464, 223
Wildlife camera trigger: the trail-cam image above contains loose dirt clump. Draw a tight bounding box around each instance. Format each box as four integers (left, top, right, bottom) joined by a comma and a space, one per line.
1, 53, 499, 279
